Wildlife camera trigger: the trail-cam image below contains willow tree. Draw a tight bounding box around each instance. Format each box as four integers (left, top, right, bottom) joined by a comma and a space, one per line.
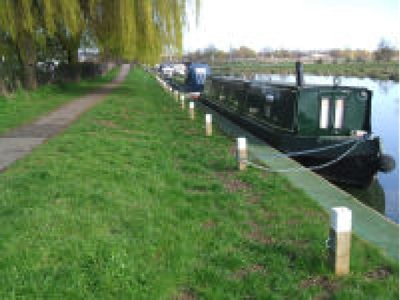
0, 1, 40, 89
41, 0, 84, 65
0, 0, 199, 89
0, 0, 83, 89
86, 0, 197, 64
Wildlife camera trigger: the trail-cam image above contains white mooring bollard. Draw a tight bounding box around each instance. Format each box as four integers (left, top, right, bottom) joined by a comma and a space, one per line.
236, 137, 248, 171
174, 90, 179, 101
189, 101, 195, 119
205, 114, 212, 136
180, 94, 185, 109
328, 207, 352, 276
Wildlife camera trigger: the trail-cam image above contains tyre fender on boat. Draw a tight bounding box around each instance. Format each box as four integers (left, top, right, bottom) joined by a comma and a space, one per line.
378, 154, 395, 173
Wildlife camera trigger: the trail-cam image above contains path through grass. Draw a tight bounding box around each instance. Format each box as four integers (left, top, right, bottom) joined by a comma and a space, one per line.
0, 68, 119, 135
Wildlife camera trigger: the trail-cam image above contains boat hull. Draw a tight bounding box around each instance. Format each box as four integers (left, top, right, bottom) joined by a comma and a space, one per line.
200, 97, 381, 187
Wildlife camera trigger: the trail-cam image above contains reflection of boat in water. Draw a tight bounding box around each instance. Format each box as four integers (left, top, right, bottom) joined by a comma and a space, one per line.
200, 62, 395, 187
341, 179, 385, 214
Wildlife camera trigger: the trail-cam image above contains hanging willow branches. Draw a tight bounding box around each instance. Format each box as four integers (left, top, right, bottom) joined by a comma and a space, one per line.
86, 0, 196, 64
0, 0, 200, 89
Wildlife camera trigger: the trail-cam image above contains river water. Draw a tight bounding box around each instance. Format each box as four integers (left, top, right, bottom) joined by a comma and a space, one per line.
254, 74, 399, 223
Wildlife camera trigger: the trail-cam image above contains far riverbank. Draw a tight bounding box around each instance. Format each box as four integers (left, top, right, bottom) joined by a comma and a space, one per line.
212, 61, 399, 81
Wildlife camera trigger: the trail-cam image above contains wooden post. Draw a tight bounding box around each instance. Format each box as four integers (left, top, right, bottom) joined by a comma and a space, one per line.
236, 137, 248, 171
205, 114, 212, 136
328, 207, 352, 276
174, 90, 179, 101
180, 94, 185, 109
189, 101, 195, 119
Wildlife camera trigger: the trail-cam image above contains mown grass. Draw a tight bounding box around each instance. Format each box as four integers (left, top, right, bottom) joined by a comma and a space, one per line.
0, 67, 119, 135
212, 61, 399, 81
0, 68, 397, 298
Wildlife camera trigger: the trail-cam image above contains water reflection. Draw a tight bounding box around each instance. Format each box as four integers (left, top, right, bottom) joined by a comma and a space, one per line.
254, 73, 399, 223
341, 179, 385, 214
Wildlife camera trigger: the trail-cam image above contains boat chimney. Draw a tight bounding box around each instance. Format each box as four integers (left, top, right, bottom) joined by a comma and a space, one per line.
295, 61, 304, 87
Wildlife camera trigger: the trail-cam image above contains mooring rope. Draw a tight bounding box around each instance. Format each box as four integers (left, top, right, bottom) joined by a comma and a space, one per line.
242, 137, 364, 173
261, 135, 368, 160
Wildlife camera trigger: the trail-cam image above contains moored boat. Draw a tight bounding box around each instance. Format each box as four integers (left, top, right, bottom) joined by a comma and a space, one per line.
200, 62, 394, 187
182, 62, 211, 99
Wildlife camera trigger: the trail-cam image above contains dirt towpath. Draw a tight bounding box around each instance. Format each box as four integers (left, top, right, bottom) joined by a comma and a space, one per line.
0, 64, 131, 172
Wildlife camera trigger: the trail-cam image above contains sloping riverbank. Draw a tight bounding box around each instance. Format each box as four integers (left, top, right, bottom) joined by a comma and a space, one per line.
0, 68, 397, 298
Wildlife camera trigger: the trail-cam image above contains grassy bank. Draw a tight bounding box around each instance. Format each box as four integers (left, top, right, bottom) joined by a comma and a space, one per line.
0, 67, 119, 135
212, 61, 399, 81
0, 68, 397, 298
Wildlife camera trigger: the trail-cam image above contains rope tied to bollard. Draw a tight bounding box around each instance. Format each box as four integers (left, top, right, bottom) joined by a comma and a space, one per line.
259, 135, 369, 160
238, 137, 364, 173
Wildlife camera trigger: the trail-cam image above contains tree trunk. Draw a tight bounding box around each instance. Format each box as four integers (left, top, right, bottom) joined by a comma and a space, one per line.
22, 62, 37, 90
0, 78, 8, 96
17, 32, 37, 90
56, 29, 83, 82
67, 37, 81, 82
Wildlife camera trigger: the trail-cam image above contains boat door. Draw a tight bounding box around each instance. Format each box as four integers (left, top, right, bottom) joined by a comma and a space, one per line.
318, 91, 348, 135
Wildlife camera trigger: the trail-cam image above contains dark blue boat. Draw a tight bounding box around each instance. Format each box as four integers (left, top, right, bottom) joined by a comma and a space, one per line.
184, 63, 210, 98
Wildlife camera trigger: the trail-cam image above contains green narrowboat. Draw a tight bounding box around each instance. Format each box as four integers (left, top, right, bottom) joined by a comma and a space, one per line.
200, 62, 394, 186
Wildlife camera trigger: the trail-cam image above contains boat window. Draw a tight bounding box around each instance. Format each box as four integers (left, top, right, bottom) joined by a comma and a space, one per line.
249, 107, 259, 114
219, 86, 225, 101
265, 105, 271, 118
319, 98, 330, 129
265, 94, 274, 102
334, 99, 344, 129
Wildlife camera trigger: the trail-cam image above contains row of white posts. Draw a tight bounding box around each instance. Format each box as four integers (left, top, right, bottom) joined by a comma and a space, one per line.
155, 74, 352, 276
157, 77, 213, 136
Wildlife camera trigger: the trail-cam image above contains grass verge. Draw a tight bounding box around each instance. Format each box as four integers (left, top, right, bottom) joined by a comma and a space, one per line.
0, 68, 397, 298
0, 67, 119, 135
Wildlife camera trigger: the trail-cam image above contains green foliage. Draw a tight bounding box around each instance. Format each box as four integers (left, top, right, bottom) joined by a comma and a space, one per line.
0, 0, 198, 89
232, 46, 257, 58
375, 38, 397, 62
0, 0, 197, 64
0, 0, 82, 56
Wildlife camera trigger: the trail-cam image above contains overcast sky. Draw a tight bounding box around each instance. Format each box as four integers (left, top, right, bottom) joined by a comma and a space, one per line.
184, 0, 399, 52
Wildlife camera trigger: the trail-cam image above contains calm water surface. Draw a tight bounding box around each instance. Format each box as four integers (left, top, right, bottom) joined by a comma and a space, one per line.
255, 74, 399, 223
